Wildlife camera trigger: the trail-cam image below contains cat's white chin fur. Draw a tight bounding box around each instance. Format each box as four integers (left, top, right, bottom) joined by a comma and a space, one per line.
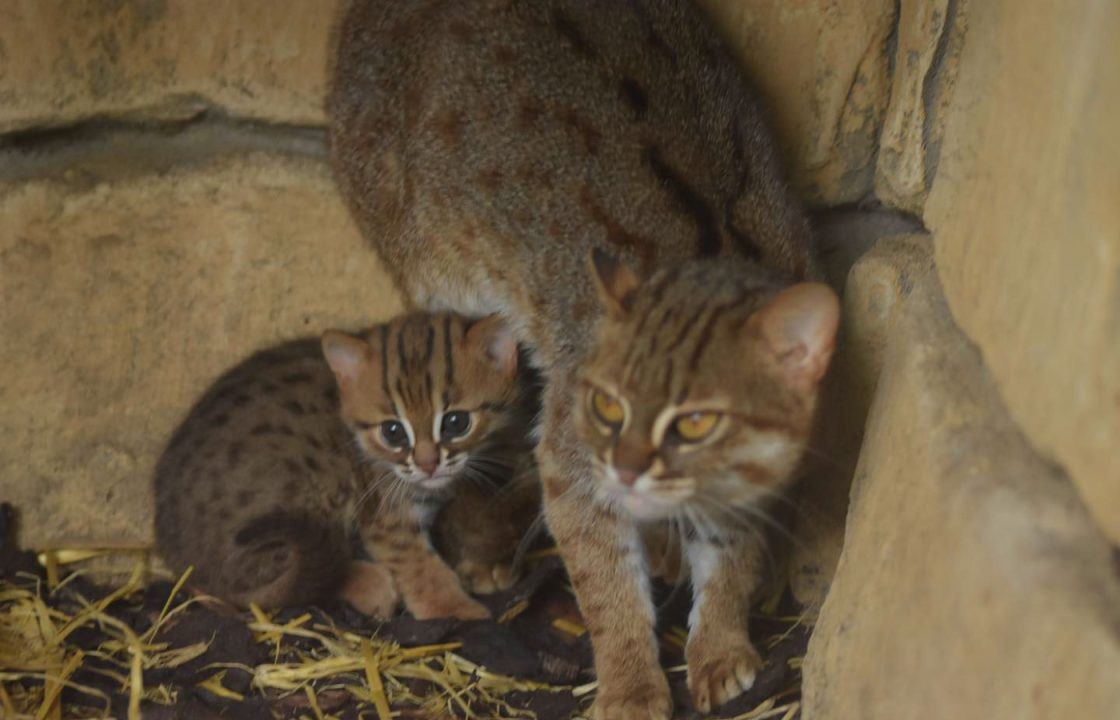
613, 489, 678, 522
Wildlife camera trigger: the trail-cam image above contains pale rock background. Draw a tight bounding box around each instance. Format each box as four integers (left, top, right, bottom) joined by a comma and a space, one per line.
1, 1, 1116, 717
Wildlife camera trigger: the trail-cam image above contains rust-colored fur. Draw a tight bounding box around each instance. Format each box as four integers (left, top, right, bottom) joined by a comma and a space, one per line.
154, 313, 537, 620
329, 2, 838, 716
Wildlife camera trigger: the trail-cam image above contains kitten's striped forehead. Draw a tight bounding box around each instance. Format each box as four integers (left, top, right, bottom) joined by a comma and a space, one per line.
375, 313, 465, 439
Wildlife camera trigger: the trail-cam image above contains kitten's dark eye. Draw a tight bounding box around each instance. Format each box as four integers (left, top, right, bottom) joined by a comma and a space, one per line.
440, 411, 472, 440
379, 420, 409, 449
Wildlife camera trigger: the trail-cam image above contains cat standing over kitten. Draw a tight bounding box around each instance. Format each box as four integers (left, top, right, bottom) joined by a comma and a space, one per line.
154, 313, 538, 620
330, 2, 839, 718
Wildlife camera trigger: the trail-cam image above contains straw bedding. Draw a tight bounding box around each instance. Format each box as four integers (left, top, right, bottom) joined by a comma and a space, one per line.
0, 504, 806, 720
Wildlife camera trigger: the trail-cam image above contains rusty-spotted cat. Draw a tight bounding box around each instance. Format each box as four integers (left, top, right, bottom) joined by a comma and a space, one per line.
330, 2, 839, 717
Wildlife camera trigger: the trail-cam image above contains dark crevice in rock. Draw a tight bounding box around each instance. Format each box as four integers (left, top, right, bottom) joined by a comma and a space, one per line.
0, 107, 327, 185
920, 0, 964, 194
858, 0, 904, 208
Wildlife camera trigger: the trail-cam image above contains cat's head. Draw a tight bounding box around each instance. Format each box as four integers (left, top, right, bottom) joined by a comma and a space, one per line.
322, 313, 522, 497
575, 251, 839, 524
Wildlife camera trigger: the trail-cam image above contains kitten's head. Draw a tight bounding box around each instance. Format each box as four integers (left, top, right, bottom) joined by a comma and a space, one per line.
575, 251, 839, 524
322, 313, 522, 498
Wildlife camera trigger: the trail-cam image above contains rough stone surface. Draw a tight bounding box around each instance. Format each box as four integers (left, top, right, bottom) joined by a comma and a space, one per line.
874, 0, 967, 214
0, 133, 403, 550
792, 219, 932, 608
802, 272, 1120, 719
699, 0, 895, 206
1, 1, 899, 210
0, 0, 336, 133
925, 0, 1120, 542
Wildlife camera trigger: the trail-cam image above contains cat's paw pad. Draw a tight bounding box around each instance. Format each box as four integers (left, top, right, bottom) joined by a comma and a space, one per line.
591, 676, 671, 720
686, 640, 762, 713
339, 561, 399, 618
455, 559, 519, 594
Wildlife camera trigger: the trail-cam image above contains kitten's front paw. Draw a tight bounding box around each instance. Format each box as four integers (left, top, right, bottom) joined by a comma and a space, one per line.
591, 673, 671, 720
686, 633, 762, 713
406, 586, 491, 621
455, 558, 519, 595
339, 561, 399, 618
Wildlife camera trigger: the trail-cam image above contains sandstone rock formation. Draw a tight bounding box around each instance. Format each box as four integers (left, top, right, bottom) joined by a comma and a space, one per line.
925, 0, 1120, 543
802, 272, 1120, 719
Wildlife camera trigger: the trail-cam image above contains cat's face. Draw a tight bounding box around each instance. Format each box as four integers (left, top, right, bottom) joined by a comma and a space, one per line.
575, 254, 839, 524
322, 313, 521, 497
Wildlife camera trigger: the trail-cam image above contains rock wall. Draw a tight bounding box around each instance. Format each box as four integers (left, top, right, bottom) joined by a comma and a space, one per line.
925, 0, 1120, 543
803, 270, 1120, 719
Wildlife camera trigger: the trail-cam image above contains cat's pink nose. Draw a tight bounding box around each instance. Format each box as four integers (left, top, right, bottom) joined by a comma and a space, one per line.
414, 441, 439, 475
615, 467, 639, 488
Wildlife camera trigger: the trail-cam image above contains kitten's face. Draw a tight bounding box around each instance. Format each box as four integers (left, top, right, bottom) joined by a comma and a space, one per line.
323, 313, 520, 497
576, 255, 838, 524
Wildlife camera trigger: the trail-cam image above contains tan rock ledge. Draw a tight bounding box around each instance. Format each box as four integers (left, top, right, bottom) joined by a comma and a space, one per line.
802, 271, 1120, 719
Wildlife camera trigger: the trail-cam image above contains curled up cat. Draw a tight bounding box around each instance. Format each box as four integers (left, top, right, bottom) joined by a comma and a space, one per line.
330, 1, 839, 717
154, 312, 539, 620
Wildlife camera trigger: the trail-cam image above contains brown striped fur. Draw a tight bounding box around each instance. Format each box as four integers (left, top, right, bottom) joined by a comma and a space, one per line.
154, 313, 537, 620
329, 2, 838, 716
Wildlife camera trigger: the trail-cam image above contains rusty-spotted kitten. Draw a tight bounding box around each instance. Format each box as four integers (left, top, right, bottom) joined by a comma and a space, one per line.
154, 313, 537, 620
330, 1, 839, 717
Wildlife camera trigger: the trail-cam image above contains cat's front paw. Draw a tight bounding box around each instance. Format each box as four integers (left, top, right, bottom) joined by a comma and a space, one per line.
406, 586, 491, 621
455, 558, 519, 595
686, 632, 762, 713
591, 672, 671, 720
339, 561, 399, 617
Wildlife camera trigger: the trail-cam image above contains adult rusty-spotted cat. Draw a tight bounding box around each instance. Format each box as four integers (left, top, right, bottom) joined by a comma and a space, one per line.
154, 313, 538, 620
329, 2, 839, 717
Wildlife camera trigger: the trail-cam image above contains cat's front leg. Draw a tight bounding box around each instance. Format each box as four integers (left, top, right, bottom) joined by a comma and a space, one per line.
543, 474, 670, 720
431, 477, 541, 594
358, 497, 490, 621
684, 531, 766, 714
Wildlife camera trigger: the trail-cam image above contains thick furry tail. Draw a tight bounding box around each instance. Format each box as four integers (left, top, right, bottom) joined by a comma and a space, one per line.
220, 510, 350, 609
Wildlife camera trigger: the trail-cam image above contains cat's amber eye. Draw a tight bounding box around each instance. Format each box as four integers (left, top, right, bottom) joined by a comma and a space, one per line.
590, 389, 625, 428
672, 412, 721, 443
380, 420, 410, 449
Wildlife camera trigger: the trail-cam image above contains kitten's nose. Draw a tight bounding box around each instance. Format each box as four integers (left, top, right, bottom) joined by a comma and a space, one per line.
414, 441, 439, 476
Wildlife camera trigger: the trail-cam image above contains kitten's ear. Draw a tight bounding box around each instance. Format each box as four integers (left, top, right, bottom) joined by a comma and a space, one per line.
748, 283, 840, 389
465, 314, 518, 377
590, 248, 642, 317
321, 330, 373, 388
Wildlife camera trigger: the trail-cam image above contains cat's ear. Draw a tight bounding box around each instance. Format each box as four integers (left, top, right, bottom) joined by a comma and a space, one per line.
590, 248, 642, 317
465, 314, 518, 377
748, 283, 839, 389
321, 330, 374, 388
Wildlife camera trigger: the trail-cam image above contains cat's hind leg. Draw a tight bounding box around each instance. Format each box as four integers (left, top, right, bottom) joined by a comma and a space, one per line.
219, 510, 350, 609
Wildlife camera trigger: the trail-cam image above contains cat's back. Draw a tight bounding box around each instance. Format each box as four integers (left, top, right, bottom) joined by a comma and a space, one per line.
154, 339, 352, 564
331, 0, 812, 349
